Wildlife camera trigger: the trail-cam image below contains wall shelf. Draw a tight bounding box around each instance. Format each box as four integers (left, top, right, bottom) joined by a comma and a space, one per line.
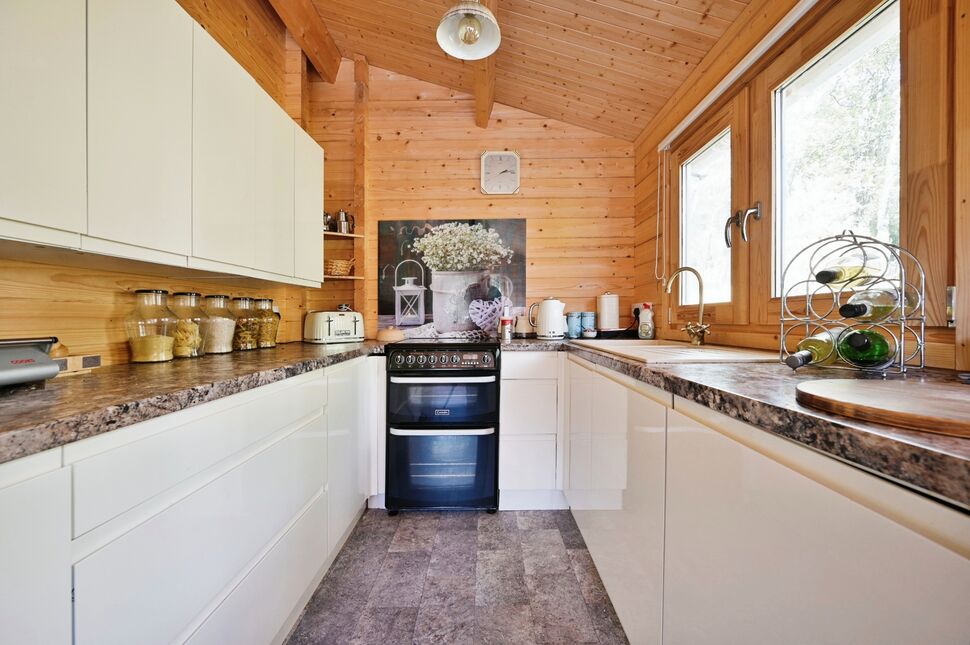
323, 231, 363, 239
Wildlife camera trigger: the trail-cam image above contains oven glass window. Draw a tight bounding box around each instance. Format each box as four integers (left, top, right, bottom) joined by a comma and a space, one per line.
386, 432, 497, 509
387, 379, 498, 426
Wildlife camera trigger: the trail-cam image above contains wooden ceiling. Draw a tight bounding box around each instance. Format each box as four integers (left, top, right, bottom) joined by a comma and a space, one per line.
309, 0, 752, 140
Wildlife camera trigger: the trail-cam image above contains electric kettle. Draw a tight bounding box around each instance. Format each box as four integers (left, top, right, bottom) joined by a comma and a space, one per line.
528, 297, 566, 340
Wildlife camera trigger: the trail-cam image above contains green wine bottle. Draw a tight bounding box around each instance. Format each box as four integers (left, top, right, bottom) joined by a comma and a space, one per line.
837, 330, 892, 367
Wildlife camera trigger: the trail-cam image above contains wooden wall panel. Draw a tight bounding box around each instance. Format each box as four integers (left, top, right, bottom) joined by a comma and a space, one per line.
362, 67, 635, 337
0, 250, 301, 366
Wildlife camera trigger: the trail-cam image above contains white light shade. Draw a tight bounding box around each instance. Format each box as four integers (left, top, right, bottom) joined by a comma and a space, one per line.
436, 1, 501, 61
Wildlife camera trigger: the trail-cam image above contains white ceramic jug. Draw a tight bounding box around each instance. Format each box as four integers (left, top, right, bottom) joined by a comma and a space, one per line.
528, 297, 566, 339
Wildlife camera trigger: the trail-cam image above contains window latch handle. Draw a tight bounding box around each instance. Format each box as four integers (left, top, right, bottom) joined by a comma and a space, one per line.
740, 202, 762, 242
724, 212, 740, 248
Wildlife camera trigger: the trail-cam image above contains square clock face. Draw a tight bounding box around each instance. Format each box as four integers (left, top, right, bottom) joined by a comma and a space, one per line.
480, 151, 520, 195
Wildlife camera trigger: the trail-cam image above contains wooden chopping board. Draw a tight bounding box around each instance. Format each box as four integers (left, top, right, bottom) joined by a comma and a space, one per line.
795, 379, 970, 437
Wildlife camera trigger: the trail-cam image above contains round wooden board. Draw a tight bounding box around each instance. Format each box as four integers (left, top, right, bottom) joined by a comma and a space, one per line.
795, 379, 970, 438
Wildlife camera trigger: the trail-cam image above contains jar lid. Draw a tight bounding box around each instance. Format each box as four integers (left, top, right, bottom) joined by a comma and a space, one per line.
173, 291, 201, 297
232, 297, 253, 301
255, 298, 272, 304
205, 294, 229, 299
134, 289, 168, 294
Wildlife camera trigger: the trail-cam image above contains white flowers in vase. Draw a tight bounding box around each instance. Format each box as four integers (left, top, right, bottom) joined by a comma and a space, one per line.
411, 222, 513, 272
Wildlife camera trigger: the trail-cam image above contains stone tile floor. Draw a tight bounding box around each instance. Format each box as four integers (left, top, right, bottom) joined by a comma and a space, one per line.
286, 510, 629, 644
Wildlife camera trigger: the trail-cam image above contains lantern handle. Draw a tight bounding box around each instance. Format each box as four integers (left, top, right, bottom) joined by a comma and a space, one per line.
394, 259, 425, 287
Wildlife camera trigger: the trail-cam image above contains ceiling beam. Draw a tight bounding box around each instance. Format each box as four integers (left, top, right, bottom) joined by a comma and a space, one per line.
474, 0, 498, 128
266, 0, 342, 83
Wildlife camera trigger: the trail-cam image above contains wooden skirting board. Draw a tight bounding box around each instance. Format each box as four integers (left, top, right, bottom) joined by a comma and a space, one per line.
795, 379, 970, 437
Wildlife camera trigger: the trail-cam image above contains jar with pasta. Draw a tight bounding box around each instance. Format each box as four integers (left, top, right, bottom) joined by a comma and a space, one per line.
125, 289, 177, 363
203, 295, 237, 354
231, 297, 259, 351
169, 292, 209, 358
254, 298, 280, 348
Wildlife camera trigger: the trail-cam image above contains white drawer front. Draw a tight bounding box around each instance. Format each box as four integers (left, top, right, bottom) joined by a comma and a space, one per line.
186, 490, 329, 645
73, 418, 326, 645
500, 380, 557, 434
499, 435, 556, 490
70, 373, 325, 537
501, 352, 559, 379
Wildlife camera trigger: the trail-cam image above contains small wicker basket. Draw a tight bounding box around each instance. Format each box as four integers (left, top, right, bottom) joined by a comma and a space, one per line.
325, 258, 355, 276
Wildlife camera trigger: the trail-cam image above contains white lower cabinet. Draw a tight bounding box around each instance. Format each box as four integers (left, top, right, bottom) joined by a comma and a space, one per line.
73, 415, 326, 645
326, 358, 368, 550
567, 356, 667, 645
663, 401, 970, 645
0, 464, 72, 645
499, 353, 563, 509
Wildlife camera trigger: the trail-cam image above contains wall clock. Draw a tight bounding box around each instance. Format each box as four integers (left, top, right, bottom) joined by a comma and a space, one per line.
480, 151, 520, 195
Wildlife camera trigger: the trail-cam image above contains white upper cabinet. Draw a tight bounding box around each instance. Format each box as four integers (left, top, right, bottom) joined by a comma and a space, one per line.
87, 0, 193, 256
254, 89, 295, 276
0, 0, 86, 238
294, 126, 324, 282
192, 24, 256, 269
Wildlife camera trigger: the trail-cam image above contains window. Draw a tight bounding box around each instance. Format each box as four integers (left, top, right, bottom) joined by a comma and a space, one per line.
680, 129, 732, 305
773, 1, 900, 295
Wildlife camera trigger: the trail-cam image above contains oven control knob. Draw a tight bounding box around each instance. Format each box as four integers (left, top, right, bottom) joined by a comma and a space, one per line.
482, 354, 492, 365
440, 353, 450, 364
451, 354, 460, 364
417, 355, 427, 365
393, 353, 404, 365
405, 354, 416, 365
429, 355, 437, 365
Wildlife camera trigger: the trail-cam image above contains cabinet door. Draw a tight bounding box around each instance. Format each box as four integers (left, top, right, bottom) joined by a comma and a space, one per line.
87, 0, 192, 255
254, 89, 295, 276
571, 390, 665, 645
664, 409, 970, 644
192, 25, 255, 268
326, 359, 366, 551
294, 126, 324, 282
0, 0, 85, 235
567, 360, 627, 494
498, 435, 556, 490
0, 468, 72, 645
500, 379, 557, 434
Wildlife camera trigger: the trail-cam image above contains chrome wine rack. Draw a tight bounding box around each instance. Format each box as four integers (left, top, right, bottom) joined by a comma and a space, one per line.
779, 231, 925, 374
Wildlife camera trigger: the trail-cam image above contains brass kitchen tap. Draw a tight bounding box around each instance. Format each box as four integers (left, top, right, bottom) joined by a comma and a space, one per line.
665, 267, 710, 345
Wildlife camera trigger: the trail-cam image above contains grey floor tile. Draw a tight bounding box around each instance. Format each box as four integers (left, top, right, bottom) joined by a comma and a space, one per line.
515, 510, 562, 530
476, 604, 538, 645
526, 572, 600, 643
521, 528, 572, 577
476, 548, 529, 606
478, 510, 519, 532
438, 511, 481, 530
568, 548, 610, 605
422, 573, 476, 606
388, 515, 439, 553
430, 529, 478, 577
557, 511, 588, 549
587, 601, 631, 645
414, 601, 478, 645
367, 552, 430, 608
347, 607, 417, 645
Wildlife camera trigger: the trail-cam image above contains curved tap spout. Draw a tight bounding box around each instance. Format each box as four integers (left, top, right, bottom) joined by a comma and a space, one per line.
664, 267, 710, 345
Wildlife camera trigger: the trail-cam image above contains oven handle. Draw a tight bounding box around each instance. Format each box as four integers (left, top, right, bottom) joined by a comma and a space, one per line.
389, 427, 495, 437
389, 376, 496, 384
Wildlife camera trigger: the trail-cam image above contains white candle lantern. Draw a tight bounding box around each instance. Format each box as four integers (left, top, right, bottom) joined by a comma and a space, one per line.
393, 260, 426, 326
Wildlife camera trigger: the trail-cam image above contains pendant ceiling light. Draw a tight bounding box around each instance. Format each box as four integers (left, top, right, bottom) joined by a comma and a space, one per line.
436, 1, 501, 61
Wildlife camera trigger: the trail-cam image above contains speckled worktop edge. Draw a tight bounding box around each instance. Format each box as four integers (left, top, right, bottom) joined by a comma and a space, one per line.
1, 337, 967, 511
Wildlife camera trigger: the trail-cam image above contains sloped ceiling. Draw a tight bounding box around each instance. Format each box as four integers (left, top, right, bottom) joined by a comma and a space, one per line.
312, 0, 751, 140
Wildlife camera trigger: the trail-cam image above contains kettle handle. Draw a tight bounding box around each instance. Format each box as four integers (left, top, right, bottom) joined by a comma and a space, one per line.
528, 302, 538, 328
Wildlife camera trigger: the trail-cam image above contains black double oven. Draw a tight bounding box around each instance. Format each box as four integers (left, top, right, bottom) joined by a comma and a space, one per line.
385, 340, 500, 513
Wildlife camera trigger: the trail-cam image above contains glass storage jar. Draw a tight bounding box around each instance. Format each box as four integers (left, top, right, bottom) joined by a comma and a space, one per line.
169, 292, 209, 358
125, 289, 177, 363
231, 297, 259, 351
203, 295, 237, 354
255, 298, 280, 348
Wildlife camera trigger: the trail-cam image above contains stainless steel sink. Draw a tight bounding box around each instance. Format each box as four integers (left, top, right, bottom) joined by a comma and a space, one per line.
570, 339, 777, 363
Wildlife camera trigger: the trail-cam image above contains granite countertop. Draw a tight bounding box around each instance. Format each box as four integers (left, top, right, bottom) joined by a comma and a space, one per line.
1, 337, 967, 512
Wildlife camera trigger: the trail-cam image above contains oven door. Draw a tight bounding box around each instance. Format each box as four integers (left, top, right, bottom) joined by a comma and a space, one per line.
387, 375, 498, 426
385, 427, 497, 510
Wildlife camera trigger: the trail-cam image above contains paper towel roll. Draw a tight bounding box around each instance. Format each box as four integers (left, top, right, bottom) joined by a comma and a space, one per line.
596, 292, 620, 330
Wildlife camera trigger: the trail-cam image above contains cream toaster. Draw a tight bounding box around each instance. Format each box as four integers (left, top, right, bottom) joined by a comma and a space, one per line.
304, 311, 364, 344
